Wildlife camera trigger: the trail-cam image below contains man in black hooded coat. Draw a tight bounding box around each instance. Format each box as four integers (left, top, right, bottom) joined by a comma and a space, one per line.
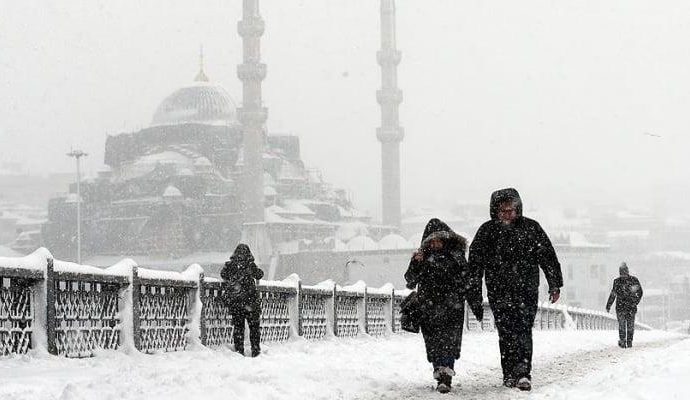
468, 188, 563, 391
606, 262, 643, 348
405, 218, 483, 393
221, 243, 264, 357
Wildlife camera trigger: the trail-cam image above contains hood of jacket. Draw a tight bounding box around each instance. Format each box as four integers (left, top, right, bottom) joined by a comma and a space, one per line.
489, 188, 523, 220
420, 218, 467, 253
227, 243, 255, 266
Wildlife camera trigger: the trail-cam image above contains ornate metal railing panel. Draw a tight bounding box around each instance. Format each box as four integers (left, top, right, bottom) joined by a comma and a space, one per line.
0, 277, 34, 355
200, 283, 234, 347
300, 288, 329, 340
54, 276, 122, 357
138, 282, 192, 353
258, 287, 292, 343
335, 293, 360, 337
366, 295, 388, 337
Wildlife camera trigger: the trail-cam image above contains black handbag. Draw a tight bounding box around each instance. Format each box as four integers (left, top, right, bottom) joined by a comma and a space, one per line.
399, 291, 421, 333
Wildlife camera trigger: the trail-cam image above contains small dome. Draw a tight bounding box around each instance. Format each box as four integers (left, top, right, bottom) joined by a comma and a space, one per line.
194, 157, 212, 167
347, 235, 379, 251
177, 168, 194, 177
163, 185, 182, 198
379, 234, 412, 250
336, 222, 369, 242
151, 82, 238, 126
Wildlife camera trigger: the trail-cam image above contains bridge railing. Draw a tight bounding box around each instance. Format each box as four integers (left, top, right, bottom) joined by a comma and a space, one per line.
0, 248, 650, 358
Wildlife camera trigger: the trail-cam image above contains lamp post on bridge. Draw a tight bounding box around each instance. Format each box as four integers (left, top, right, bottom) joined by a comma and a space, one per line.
66, 149, 87, 264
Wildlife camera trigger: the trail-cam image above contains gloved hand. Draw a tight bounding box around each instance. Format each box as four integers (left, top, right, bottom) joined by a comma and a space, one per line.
549, 288, 560, 304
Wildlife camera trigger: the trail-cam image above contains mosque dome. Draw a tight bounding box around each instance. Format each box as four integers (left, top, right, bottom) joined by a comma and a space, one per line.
151, 67, 238, 126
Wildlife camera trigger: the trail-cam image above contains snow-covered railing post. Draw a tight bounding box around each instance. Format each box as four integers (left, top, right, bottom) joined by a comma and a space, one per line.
387, 286, 395, 335
290, 278, 302, 338
113, 260, 137, 354
184, 265, 204, 350
131, 265, 141, 352
45, 258, 57, 355
31, 258, 49, 354
331, 282, 338, 336
358, 285, 367, 336
198, 273, 208, 346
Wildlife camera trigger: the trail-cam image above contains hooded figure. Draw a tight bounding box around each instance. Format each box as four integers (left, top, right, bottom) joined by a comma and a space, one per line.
468, 188, 563, 391
221, 243, 264, 357
606, 262, 643, 348
404, 218, 483, 393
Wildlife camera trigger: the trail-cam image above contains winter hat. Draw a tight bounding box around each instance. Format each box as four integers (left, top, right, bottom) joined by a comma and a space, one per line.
489, 188, 523, 220
619, 262, 629, 275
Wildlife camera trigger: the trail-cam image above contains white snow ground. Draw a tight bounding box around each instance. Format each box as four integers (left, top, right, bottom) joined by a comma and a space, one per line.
0, 330, 687, 400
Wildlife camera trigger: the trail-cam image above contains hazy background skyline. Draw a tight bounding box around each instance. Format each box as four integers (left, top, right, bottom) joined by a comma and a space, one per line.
2, 0, 690, 220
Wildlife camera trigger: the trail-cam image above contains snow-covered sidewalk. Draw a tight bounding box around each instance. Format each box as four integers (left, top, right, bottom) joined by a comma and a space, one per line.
0, 330, 686, 400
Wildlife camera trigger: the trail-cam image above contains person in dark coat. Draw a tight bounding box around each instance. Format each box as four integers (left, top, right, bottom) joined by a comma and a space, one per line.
468, 188, 563, 391
221, 243, 264, 357
405, 218, 483, 394
606, 262, 643, 348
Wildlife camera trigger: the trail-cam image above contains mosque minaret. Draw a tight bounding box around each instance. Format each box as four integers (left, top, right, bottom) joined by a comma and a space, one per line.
377, 0, 404, 228
238, 0, 268, 223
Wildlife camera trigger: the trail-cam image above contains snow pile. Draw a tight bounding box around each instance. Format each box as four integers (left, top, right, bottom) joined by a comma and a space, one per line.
0, 247, 52, 270
53, 258, 129, 276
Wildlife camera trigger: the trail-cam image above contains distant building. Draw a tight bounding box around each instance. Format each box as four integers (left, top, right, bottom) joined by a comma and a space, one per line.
544, 232, 612, 309
669, 275, 690, 322
639, 289, 671, 329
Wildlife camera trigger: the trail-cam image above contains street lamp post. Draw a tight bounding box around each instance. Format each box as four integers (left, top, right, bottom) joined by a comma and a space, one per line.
66, 149, 87, 264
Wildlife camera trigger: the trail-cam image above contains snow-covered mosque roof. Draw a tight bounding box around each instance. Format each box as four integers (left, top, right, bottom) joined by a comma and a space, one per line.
151, 81, 238, 127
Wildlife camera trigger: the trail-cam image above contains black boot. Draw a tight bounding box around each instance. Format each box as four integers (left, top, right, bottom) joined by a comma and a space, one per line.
516, 377, 531, 391
436, 372, 452, 394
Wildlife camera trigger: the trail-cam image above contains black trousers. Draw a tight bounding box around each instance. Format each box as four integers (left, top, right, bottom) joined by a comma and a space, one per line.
492, 301, 538, 381
617, 310, 636, 347
231, 307, 261, 353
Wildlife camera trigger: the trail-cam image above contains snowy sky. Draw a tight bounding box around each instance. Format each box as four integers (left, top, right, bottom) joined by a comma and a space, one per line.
2, 0, 690, 218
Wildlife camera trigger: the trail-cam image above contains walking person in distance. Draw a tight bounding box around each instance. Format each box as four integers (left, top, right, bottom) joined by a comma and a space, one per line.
221, 243, 264, 357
